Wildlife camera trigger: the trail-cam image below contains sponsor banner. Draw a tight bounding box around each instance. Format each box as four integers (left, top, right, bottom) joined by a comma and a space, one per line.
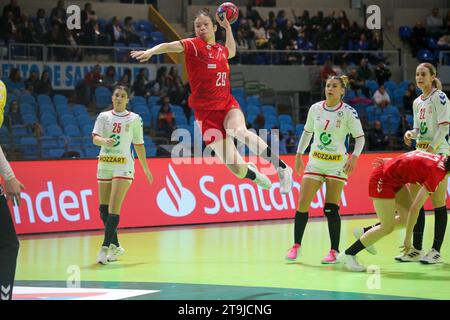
8, 153, 450, 235
0, 61, 182, 90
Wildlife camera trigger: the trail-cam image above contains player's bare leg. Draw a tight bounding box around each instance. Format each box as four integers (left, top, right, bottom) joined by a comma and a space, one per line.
224, 108, 292, 193
209, 136, 271, 189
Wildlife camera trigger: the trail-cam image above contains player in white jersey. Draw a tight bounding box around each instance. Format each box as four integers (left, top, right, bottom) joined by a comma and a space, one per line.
285, 76, 365, 264
92, 85, 153, 265
397, 63, 449, 264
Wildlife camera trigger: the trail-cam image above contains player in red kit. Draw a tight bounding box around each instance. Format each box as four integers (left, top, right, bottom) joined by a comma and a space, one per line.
130, 9, 293, 194
337, 151, 450, 271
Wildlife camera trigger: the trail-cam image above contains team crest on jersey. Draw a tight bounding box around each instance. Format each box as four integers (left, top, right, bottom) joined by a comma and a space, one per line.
337, 111, 344, 117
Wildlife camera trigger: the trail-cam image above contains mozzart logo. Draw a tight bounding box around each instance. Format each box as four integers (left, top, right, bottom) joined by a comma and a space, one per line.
157, 165, 196, 217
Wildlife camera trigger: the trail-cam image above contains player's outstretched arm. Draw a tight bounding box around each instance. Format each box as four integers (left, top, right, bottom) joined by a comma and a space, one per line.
130, 41, 185, 62
215, 13, 236, 59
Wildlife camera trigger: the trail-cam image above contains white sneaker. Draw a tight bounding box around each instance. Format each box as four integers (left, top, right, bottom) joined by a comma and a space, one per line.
107, 244, 125, 262
394, 248, 423, 262
337, 252, 366, 272
420, 249, 443, 264
248, 162, 272, 189
97, 246, 109, 265
353, 227, 377, 255
277, 165, 293, 194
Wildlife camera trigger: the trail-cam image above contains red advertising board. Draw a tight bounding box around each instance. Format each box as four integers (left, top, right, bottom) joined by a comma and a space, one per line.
7, 153, 449, 234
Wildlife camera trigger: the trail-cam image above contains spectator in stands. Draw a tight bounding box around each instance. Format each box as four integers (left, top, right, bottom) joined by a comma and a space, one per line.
118, 72, 130, 87
410, 21, 427, 56
16, 14, 33, 43
81, 64, 102, 105
438, 34, 450, 49
276, 10, 288, 30
426, 8, 444, 37
167, 76, 185, 107
50, 1, 66, 27
2, 0, 21, 24
132, 68, 149, 97
444, 10, 450, 34
374, 61, 391, 85
64, 28, 82, 61
252, 19, 268, 49
167, 66, 181, 86
355, 33, 369, 51
81, 3, 95, 30
235, 30, 249, 50
8, 68, 23, 95
34, 8, 49, 43
102, 65, 117, 90
373, 84, 391, 109
403, 83, 417, 115
357, 58, 372, 81
147, 66, 167, 96
24, 71, 39, 94
348, 68, 369, 97
369, 31, 383, 51
123, 16, 140, 45
7, 100, 22, 126
246, 3, 262, 25
1, 10, 17, 41
320, 60, 336, 84
368, 120, 389, 151
35, 70, 53, 96
107, 16, 124, 44
157, 96, 175, 138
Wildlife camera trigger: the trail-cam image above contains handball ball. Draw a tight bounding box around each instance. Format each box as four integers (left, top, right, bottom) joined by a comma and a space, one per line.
217, 2, 239, 24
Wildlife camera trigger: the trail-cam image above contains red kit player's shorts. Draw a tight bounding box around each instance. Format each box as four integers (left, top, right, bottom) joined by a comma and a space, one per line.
368, 164, 400, 199
194, 96, 240, 146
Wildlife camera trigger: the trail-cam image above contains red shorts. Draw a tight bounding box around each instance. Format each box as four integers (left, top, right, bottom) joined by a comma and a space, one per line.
368, 164, 401, 199
194, 96, 240, 146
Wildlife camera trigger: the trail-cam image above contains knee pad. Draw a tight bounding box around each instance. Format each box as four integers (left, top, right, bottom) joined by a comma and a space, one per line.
99, 204, 109, 224
324, 203, 340, 223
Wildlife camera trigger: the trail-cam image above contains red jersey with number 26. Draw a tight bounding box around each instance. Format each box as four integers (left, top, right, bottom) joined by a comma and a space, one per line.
180, 37, 233, 110
383, 151, 447, 193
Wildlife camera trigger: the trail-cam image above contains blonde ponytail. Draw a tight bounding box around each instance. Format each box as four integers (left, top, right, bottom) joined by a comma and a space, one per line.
339, 75, 349, 89
433, 77, 442, 90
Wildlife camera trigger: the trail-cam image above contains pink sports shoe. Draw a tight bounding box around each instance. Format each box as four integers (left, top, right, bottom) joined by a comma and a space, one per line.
286, 243, 301, 261
321, 249, 339, 264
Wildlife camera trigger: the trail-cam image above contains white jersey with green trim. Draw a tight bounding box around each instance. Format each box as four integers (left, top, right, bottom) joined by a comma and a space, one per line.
304, 101, 364, 162
92, 110, 144, 169
413, 89, 450, 153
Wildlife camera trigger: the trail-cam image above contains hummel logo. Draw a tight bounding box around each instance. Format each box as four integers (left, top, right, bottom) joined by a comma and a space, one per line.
1, 285, 11, 300
377, 179, 383, 193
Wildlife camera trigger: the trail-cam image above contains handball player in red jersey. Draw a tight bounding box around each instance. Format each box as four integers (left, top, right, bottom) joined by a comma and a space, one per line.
130, 9, 293, 194
337, 151, 450, 271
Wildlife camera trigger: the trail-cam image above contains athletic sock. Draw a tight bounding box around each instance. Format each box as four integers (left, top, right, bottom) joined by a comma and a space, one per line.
345, 239, 366, 256
432, 206, 447, 252
294, 211, 309, 245
413, 207, 425, 251
244, 166, 257, 181
100, 205, 119, 247
363, 222, 381, 234
102, 214, 120, 248
324, 203, 340, 252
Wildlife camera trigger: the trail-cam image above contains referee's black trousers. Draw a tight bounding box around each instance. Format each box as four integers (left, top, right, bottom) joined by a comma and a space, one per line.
0, 194, 19, 301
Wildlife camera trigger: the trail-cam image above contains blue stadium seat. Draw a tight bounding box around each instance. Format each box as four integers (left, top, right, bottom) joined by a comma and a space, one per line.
11, 125, 28, 137
246, 112, 259, 125
19, 136, 39, 159
262, 105, 277, 117
39, 103, 56, 115
246, 96, 260, 106
148, 95, 160, 107
60, 114, 78, 126
280, 123, 294, 134
19, 93, 36, 106
40, 136, 66, 149
366, 80, 379, 95
19, 103, 35, 116
399, 26, 412, 40
384, 80, 398, 93
64, 124, 81, 137
40, 113, 57, 126
138, 19, 154, 33
72, 104, 88, 116
81, 124, 93, 136
46, 148, 66, 159
278, 115, 294, 126
366, 105, 382, 125
134, 104, 150, 116
417, 49, 434, 62
37, 94, 52, 106
232, 87, 245, 98
53, 94, 68, 105
45, 124, 64, 137
77, 115, 93, 126
22, 113, 38, 125
95, 87, 112, 110
247, 105, 260, 115
130, 96, 147, 106
56, 103, 70, 115
84, 147, 100, 158
295, 124, 304, 136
